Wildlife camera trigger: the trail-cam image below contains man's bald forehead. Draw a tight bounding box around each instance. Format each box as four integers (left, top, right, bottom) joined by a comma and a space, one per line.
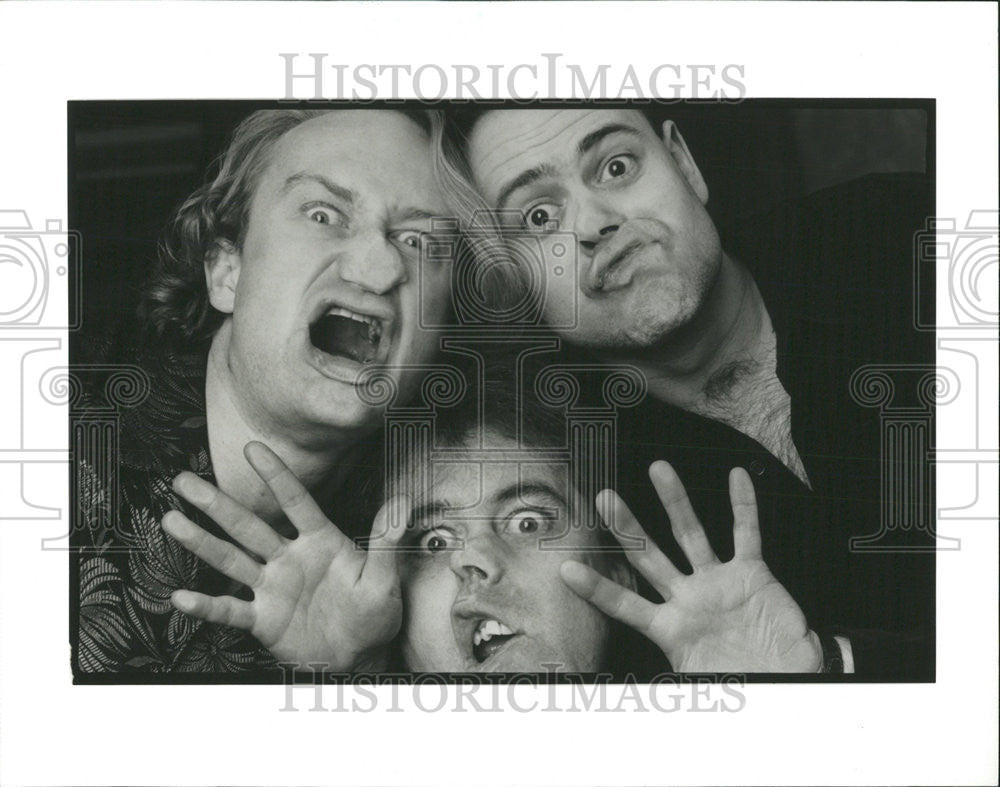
464, 107, 662, 162
277, 108, 430, 152
469, 106, 657, 135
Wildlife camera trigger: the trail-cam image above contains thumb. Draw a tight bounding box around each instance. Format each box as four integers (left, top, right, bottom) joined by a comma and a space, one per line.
361, 495, 412, 589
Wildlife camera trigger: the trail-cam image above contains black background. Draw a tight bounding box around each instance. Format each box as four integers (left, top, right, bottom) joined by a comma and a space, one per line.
68, 99, 930, 344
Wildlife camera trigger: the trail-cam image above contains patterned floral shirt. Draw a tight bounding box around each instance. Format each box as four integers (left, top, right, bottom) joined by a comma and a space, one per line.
73, 345, 278, 675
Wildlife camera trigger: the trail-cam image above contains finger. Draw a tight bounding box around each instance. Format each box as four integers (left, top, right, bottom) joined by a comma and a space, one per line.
649, 461, 719, 569
171, 589, 255, 630
560, 560, 658, 635
729, 467, 762, 559
596, 489, 681, 599
244, 442, 344, 541
362, 495, 412, 588
162, 511, 264, 588
172, 471, 286, 561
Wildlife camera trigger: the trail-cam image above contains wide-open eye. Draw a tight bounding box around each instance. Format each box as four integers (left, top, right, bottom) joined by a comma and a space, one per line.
392, 229, 426, 251
598, 154, 637, 183
505, 509, 553, 537
418, 528, 457, 555
523, 203, 560, 231
303, 202, 345, 227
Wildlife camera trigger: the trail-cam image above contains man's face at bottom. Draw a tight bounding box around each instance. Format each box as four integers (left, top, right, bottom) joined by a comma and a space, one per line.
398, 438, 616, 673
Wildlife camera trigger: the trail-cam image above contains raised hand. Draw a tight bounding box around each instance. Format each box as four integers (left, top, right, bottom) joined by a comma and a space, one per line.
560, 461, 823, 673
162, 441, 409, 672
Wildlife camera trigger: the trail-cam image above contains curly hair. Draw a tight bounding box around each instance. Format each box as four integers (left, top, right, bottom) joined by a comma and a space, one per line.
139, 108, 436, 350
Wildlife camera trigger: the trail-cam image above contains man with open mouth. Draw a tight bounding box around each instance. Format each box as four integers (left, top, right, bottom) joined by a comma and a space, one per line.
75, 107, 456, 674
163, 371, 830, 675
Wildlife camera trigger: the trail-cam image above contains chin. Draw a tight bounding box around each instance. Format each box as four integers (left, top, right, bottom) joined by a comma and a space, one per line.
295, 385, 384, 436
625, 282, 702, 344
571, 308, 687, 351
481, 643, 601, 674
624, 314, 689, 348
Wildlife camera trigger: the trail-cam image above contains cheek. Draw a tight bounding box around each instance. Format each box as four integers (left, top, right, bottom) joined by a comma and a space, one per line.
414, 268, 452, 320
397, 278, 446, 342
523, 555, 589, 619
541, 269, 580, 323
519, 564, 609, 670
626, 165, 700, 221
391, 326, 444, 405
234, 250, 301, 321
548, 582, 610, 664
542, 551, 609, 620
241, 225, 295, 278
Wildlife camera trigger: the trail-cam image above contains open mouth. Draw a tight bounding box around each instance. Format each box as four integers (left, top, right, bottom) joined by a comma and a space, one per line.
472, 618, 518, 664
309, 306, 384, 365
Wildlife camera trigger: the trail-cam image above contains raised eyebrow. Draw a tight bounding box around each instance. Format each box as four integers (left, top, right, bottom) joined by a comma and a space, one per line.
576, 123, 643, 157
493, 481, 567, 512
282, 172, 357, 205
495, 163, 561, 212
393, 207, 442, 226
408, 500, 448, 529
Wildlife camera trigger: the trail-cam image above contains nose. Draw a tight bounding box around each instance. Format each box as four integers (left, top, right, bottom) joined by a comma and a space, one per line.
450, 530, 506, 587
338, 231, 408, 294
573, 193, 625, 254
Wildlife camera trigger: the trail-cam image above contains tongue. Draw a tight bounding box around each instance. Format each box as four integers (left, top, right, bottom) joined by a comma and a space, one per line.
474, 634, 515, 663
310, 314, 377, 363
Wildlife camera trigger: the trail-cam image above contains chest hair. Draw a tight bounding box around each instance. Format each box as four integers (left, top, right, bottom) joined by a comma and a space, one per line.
694, 336, 811, 487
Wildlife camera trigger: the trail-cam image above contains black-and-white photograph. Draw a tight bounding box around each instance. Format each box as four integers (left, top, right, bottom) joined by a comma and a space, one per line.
70, 100, 936, 681
2, 3, 996, 784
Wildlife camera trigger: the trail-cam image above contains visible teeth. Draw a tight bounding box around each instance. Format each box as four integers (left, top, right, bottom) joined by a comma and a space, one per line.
321, 305, 383, 353
474, 619, 514, 643
325, 306, 381, 337
325, 305, 365, 323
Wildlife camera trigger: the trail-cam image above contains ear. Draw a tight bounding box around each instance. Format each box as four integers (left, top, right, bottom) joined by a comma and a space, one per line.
204, 241, 241, 314
659, 120, 710, 206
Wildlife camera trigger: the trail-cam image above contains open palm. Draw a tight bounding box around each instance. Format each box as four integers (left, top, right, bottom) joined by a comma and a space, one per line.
561, 462, 822, 673
163, 441, 409, 671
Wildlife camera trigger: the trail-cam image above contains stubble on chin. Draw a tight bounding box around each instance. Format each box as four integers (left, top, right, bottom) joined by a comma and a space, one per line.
619, 240, 722, 350
609, 285, 696, 350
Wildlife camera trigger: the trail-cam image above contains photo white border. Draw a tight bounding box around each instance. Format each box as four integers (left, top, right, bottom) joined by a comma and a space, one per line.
0, 2, 997, 785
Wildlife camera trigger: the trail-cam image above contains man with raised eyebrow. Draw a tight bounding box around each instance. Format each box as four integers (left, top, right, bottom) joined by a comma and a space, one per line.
74, 108, 457, 674
439, 106, 935, 679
